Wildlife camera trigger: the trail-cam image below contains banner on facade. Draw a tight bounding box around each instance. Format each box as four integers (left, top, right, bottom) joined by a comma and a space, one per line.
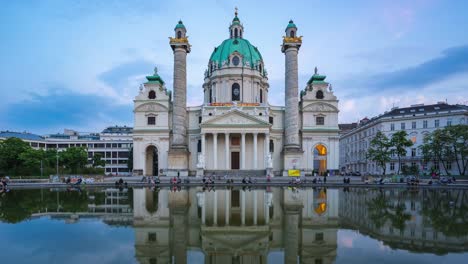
288, 170, 300, 177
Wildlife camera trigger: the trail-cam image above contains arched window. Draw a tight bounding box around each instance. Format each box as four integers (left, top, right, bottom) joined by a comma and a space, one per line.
269, 140, 274, 152
148, 90, 156, 99
197, 140, 202, 153
234, 28, 238, 38
209, 88, 212, 103
260, 89, 263, 104
316, 90, 324, 99
232, 56, 240, 66
290, 30, 295, 38
177, 31, 182, 39
259, 64, 262, 73
232, 83, 240, 101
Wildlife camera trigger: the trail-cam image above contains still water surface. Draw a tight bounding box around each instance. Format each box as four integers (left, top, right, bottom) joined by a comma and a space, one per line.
0, 187, 467, 264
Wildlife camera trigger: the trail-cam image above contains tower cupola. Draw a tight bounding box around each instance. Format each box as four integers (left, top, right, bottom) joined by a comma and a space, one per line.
229, 7, 244, 39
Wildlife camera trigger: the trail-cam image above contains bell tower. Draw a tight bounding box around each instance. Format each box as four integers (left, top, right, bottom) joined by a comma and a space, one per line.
229, 7, 244, 39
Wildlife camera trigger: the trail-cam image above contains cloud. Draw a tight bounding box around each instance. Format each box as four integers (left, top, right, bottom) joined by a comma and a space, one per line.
0, 87, 132, 134
368, 45, 468, 90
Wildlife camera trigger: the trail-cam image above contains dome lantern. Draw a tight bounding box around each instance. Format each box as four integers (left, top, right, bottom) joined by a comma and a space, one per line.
229, 7, 244, 39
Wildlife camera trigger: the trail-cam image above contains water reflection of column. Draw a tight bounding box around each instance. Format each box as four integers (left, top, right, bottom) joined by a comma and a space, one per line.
253, 190, 258, 225
241, 190, 246, 225
283, 204, 302, 264
225, 190, 230, 225
213, 190, 218, 226
169, 191, 189, 264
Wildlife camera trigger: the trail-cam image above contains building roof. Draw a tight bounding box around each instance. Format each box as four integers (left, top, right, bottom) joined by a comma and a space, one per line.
174, 20, 185, 30
0, 131, 44, 141
101, 126, 133, 134
338, 123, 358, 131
380, 103, 467, 118
286, 20, 297, 30
209, 38, 263, 69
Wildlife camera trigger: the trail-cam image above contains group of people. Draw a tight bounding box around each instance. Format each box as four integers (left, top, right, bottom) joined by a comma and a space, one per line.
343, 178, 352, 184
115, 178, 128, 188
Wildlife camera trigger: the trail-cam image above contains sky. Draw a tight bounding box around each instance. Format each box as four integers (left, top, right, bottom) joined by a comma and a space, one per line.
1, 0, 468, 134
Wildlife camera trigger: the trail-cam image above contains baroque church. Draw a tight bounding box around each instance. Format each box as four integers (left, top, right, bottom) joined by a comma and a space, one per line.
132, 11, 339, 177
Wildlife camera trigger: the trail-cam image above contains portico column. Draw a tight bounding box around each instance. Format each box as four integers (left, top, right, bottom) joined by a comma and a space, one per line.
201, 133, 206, 157
225, 133, 229, 169
265, 133, 270, 155
253, 133, 258, 169
241, 133, 246, 169
213, 133, 218, 170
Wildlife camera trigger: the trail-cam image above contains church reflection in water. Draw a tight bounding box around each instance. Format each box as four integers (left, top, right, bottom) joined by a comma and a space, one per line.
133, 187, 340, 264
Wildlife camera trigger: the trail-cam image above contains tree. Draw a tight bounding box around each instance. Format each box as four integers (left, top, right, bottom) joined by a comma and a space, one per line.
390, 131, 414, 174
0, 137, 31, 176
420, 125, 468, 176
60, 147, 88, 174
92, 153, 105, 168
367, 131, 392, 175
444, 125, 468, 176
19, 148, 45, 175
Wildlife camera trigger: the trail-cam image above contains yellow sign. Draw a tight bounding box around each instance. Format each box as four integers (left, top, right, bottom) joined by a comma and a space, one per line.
288, 170, 300, 177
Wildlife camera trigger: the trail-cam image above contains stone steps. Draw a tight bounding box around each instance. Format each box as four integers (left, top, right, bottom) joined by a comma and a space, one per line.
204, 170, 266, 177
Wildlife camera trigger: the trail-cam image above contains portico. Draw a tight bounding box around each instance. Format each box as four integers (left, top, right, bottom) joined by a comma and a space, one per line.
201, 131, 270, 170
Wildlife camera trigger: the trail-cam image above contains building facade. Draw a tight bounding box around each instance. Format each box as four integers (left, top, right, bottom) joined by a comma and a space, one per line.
133, 12, 340, 177
0, 126, 133, 175
339, 103, 468, 175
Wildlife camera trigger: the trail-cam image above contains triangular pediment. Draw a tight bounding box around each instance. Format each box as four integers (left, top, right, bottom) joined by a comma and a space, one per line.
201, 110, 271, 127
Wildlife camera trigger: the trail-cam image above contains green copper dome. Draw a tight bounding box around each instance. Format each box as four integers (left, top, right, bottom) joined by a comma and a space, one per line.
286, 20, 297, 30
209, 38, 263, 69
175, 20, 185, 30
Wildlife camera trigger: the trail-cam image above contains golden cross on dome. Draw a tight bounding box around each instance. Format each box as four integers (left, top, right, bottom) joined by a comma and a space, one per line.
235, 7, 238, 16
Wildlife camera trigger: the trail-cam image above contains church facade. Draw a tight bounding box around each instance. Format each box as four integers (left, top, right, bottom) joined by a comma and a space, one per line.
132, 12, 339, 177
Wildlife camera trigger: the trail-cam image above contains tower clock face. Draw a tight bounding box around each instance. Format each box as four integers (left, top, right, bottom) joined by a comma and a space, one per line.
233, 88, 240, 96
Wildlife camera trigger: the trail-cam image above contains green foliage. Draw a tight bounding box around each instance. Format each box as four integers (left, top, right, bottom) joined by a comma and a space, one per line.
0, 138, 31, 176
390, 131, 414, 174
92, 153, 105, 168
59, 147, 88, 174
367, 131, 392, 175
420, 125, 468, 175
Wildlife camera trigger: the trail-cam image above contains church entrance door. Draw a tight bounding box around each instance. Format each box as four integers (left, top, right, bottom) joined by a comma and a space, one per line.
145, 145, 159, 176
231, 152, 240, 169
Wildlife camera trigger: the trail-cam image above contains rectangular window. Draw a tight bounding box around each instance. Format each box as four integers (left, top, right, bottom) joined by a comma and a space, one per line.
269, 116, 274, 124
198, 116, 202, 124
423, 120, 428, 128
401, 122, 405, 130
316, 116, 325, 125
412, 121, 416, 129
148, 233, 157, 242
411, 148, 416, 157
390, 162, 395, 171
147, 116, 156, 125
315, 233, 324, 241
434, 162, 440, 170
446, 162, 452, 170
391, 123, 395, 131
447, 119, 452, 126
435, 119, 439, 128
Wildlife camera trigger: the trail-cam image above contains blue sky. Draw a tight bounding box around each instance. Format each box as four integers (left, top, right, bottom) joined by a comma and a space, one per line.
1, 0, 468, 134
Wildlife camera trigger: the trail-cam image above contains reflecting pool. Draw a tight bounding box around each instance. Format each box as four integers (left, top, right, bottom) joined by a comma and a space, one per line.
0, 187, 467, 263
